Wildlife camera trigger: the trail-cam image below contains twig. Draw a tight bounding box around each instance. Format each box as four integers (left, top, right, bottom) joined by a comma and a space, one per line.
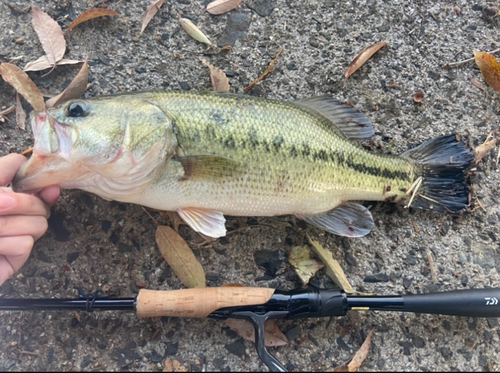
20, 147, 33, 156
427, 252, 438, 284
141, 206, 159, 226
442, 47, 500, 68
243, 48, 284, 93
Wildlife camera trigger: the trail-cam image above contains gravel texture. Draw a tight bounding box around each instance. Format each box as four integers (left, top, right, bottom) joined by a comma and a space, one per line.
1, 0, 500, 371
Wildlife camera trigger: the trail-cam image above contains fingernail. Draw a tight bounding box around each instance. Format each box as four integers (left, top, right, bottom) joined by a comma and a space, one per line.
0, 194, 17, 211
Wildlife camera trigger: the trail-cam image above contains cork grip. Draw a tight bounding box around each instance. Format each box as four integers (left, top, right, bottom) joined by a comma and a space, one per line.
136, 287, 275, 319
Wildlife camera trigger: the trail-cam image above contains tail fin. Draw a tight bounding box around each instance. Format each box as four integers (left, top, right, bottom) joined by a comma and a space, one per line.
402, 134, 473, 214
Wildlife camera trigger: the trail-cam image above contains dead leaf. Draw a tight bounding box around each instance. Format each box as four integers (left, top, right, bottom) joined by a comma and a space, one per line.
15, 93, 26, 130
288, 245, 324, 284
24, 56, 82, 72
474, 51, 500, 92
200, 58, 230, 92
0, 106, 15, 122
225, 318, 288, 347
46, 55, 90, 108
163, 358, 174, 372
334, 329, 375, 372
141, 0, 166, 34
474, 130, 499, 163
159, 211, 186, 232
471, 78, 486, 91
413, 91, 424, 103
179, 18, 212, 46
307, 235, 357, 294
207, 0, 242, 15
156, 225, 206, 288
66, 8, 124, 34
345, 41, 389, 81
31, 6, 66, 67
243, 48, 283, 93
0, 62, 46, 111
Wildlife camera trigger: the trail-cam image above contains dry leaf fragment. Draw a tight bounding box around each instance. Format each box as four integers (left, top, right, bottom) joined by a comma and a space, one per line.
180, 18, 212, 46
200, 58, 230, 92
288, 245, 324, 284
141, 0, 166, 34
207, 0, 242, 15
345, 41, 389, 81
307, 235, 357, 294
66, 8, 124, 33
334, 329, 375, 372
474, 51, 500, 93
471, 78, 486, 91
225, 318, 288, 347
0, 62, 46, 111
0, 106, 15, 123
159, 211, 187, 233
46, 55, 90, 108
31, 6, 66, 66
474, 130, 500, 163
24, 56, 82, 72
413, 91, 424, 103
15, 93, 26, 130
156, 225, 206, 288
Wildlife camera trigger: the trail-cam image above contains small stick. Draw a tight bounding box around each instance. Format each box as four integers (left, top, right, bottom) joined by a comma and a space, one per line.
427, 252, 438, 284
443, 47, 500, 68
243, 48, 284, 93
20, 147, 33, 156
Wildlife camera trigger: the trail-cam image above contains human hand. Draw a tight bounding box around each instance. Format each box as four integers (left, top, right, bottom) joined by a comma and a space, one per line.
0, 154, 60, 286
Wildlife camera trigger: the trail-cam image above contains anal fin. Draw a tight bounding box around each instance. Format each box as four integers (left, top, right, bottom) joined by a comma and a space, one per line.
299, 202, 374, 237
177, 207, 226, 238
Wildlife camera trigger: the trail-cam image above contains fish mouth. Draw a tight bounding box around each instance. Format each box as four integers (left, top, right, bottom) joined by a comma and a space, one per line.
12, 111, 74, 193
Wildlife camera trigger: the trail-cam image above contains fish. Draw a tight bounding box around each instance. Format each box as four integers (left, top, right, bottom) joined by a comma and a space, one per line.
12, 91, 473, 238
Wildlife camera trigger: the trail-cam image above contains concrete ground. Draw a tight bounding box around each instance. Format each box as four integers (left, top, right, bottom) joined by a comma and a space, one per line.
1, 0, 500, 371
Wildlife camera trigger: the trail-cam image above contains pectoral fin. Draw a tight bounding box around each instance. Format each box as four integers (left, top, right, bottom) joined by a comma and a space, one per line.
299, 202, 374, 237
177, 207, 226, 238
176, 155, 240, 180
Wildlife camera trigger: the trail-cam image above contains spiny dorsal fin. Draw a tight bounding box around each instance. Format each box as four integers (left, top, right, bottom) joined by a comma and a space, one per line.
176, 155, 240, 180
294, 95, 375, 140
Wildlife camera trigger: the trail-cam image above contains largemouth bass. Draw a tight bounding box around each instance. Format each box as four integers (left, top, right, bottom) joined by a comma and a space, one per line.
12, 91, 473, 238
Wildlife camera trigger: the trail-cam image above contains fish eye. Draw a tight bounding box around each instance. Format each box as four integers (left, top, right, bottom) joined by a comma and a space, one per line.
66, 101, 89, 118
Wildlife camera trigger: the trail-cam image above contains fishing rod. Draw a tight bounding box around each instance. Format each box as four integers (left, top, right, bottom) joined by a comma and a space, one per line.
1, 287, 500, 372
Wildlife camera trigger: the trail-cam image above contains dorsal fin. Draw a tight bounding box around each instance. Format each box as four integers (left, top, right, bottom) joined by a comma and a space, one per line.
294, 95, 375, 140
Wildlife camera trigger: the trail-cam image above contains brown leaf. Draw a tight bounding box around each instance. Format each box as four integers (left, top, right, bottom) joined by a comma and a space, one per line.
159, 211, 187, 232
141, 0, 166, 34
413, 91, 424, 103
288, 245, 324, 285
179, 18, 212, 45
0, 62, 46, 111
15, 93, 26, 130
474, 51, 500, 93
46, 55, 90, 108
155, 225, 206, 288
66, 8, 124, 34
207, 0, 242, 15
334, 329, 375, 372
225, 318, 288, 347
24, 56, 82, 72
31, 6, 66, 66
345, 41, 389, 81
307, 235, 358, 294
200, 58, 230, 92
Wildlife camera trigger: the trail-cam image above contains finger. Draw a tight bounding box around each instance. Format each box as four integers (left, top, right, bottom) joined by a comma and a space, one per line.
0, 235, 34, 286
0, 154, 26, 186
38, 185, 61, 206
0, 215, 48, 241
0, 189, 50, 218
